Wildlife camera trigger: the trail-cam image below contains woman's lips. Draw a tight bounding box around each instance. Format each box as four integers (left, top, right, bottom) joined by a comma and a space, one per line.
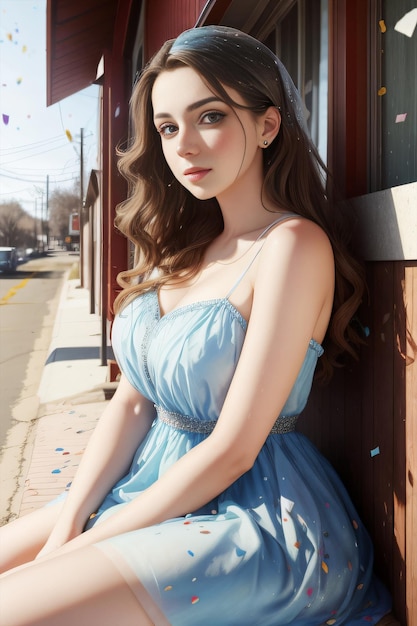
183, 168, 211, 182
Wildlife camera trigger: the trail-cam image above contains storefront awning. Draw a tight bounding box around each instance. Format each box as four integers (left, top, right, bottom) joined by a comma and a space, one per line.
46, 0, 118, 105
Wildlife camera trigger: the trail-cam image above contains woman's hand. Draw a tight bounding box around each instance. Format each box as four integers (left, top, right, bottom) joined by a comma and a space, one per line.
35, 515, 85, 560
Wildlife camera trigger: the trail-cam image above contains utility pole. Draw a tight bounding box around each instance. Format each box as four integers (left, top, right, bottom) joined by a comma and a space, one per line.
34, 199, 37, 249
79, 128, 84, 286
46, 174, 50, 250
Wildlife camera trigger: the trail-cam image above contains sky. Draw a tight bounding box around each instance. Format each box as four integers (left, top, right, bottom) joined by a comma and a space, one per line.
0, 0, 99, 217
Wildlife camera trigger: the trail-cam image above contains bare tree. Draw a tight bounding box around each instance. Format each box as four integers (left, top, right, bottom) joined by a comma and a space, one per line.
0, 201, 34, 247
49, 187, 80, 242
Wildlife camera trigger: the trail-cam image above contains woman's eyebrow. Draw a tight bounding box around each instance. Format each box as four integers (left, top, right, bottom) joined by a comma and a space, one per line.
154, 96, 223, 119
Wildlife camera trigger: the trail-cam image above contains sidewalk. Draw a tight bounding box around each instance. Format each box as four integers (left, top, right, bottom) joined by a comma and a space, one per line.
1, 274, 115, 521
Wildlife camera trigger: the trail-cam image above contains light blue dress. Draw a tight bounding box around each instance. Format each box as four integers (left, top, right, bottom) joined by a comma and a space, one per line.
88, 222, 391, 625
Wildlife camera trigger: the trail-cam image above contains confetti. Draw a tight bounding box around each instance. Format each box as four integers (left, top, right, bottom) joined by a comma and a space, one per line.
395, 113, 407, 123
191, 596, 199, 604
378, 87, 387, 96
55, 447, 64, 452
164, 586, 172, 591
200, 530, 211, 534
379, 20, 386, 33
65, 129, 73, 142
187, 550, 195, 557
6, 33, 12, 41
321, 561, 329, 574
394, 8, 417, 37
22, 45, 27, 53
294, 541, 301, 549
326, 620, 337, 625
2, 113, 9, 125
236, 547, 246, 557
115, 104, 120, 118
307, 587, 313, 596
370, 446, 380, 457
51, 469, 61, 474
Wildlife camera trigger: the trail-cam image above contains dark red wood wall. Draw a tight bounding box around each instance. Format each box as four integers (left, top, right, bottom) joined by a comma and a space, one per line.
145, 0, 207, 59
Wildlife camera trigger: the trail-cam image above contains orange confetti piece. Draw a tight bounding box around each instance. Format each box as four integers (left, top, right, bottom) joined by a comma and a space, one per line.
326, 620, 337, 625
65, 129, 73, 142
200, 530, 211, 534
164, 585, 172, 591
379, 20, 387, 33
352, 519, 359, 530
357, 583, 364, 590
378, 87, 387, 96
321, 561, 329, 574
6, 33, 12, 41
294, 541, 301, 549
191, 596, 199, 604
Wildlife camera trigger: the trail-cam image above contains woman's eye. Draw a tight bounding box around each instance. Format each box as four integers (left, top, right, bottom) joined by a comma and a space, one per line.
201, 111, 225, 124
158, 123, 177, 137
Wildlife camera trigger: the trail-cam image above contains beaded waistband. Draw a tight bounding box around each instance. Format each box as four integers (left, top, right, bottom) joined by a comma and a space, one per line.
154, 405, 298, 435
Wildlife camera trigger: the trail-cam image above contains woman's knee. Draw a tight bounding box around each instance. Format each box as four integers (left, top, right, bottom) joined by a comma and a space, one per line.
0, 545, 155, 626
0, 502, 62, 573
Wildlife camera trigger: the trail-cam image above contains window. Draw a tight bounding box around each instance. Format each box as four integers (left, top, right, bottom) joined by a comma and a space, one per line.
374, 0, 417, 190
265, 0, 329, 163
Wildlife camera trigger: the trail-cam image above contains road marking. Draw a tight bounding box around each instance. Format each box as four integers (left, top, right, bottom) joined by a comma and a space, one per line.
0, 274, 35, 305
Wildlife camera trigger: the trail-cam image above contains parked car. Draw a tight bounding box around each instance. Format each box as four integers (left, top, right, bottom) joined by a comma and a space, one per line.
0, 247, 18, 273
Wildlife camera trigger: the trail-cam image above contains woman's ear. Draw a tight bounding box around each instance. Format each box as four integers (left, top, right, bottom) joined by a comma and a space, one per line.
259, 106, 281, 147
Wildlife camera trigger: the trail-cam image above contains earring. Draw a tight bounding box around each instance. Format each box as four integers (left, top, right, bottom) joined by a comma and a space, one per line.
263, 140, 268, 146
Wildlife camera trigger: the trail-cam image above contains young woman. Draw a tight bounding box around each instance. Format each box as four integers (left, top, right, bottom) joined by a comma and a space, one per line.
0, 26, 393, 625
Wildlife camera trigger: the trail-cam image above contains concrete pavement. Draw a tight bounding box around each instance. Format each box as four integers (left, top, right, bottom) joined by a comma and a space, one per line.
0, 271, 114, 523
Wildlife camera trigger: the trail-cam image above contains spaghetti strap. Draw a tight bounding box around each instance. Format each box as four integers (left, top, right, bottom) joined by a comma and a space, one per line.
225, 212, 299, 299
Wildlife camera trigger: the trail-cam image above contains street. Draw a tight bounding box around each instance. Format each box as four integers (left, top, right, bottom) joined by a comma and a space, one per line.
0, 252, 77, 447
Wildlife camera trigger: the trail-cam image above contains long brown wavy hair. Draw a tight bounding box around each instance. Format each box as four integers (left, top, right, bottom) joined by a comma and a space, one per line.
114, 26, 364, 380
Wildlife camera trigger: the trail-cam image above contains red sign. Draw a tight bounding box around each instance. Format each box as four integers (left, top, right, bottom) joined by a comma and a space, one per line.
69, 213, 80, 235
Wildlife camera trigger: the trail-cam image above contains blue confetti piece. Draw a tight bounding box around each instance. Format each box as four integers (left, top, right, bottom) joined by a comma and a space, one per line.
187, 550, 195, 557
51, 469, 61, 474
370, 446, 380, 457
55, 447, 64, 452
236, 547, 246, 557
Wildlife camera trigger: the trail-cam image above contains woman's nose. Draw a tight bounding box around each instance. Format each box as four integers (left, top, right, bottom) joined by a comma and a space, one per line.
176, 127, 199, 157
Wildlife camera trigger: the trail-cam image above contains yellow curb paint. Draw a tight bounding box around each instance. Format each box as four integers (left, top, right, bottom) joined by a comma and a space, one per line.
0, 274, 34, 305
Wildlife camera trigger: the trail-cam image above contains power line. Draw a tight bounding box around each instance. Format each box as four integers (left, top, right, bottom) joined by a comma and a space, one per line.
0, 135, 66, 156
0, 170, 79, 184
0, 142, 80, 166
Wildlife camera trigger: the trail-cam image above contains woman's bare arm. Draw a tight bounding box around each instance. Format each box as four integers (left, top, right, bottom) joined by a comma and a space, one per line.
38, 375, 155, 555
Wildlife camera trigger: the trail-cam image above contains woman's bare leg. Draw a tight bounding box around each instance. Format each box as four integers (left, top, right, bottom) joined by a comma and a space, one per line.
0, 545, 155, 626
0, 502, 63, 573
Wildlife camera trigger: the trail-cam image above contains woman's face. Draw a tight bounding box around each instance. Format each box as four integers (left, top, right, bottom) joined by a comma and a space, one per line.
151, 66, 266, 202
